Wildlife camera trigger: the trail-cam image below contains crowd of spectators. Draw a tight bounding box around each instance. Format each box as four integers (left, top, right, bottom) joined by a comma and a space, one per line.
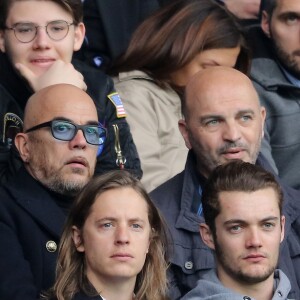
0, 0, 300, 299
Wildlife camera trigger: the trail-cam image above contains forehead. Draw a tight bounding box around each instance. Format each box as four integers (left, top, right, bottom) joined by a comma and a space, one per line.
217, 188, 280, 221
190, 80, 259, 116
91, 187, 149, 219
273, 0, 300, 15
32, 88, 98, 125
7, 0, 72, 24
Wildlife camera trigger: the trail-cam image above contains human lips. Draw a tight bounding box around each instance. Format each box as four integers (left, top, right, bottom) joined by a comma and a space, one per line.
30, 57, 56, 67
243, 253, 266, 263
65, 157, 89, 169
110, 252, 134, 262
220, 147, 246, 159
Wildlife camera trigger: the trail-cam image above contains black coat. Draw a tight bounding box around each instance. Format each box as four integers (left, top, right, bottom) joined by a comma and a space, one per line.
0, 53, 142, 185
0, 167, 67, 299
75, 0, 160, 69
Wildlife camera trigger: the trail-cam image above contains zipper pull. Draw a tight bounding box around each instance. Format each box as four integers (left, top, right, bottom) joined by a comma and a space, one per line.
113, 124, 126, 169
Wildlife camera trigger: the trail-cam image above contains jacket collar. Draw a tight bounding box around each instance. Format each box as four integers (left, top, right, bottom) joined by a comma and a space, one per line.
4, 166, 67, 238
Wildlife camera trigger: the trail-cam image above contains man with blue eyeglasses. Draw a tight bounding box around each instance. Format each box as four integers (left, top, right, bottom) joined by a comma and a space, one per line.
0, 83, 104, 300
0, 0, 141, 186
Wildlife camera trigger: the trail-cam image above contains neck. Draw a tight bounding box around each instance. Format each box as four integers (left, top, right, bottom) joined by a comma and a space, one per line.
88, 273, 136, 300
218, 268, 275, 300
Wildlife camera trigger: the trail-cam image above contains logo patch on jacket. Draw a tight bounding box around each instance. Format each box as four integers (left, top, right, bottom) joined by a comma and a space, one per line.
108, 92, 127, 118
2, 112, 23, 148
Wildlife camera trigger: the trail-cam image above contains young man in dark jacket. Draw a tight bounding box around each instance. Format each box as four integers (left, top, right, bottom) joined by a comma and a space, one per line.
183, 161, 292, 300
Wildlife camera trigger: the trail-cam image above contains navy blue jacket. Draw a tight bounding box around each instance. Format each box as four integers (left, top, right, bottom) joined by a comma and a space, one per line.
0, 167, 68, 299
150, 151, 300, 300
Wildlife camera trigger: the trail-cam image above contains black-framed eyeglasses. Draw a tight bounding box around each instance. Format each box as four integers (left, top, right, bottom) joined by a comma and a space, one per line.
4, 20, 74, 43
25, 120, 107, 146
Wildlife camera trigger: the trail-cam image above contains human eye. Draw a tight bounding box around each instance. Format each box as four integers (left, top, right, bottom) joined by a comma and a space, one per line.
262, 222, 275, 231
240, 113, 253, 123
49, 21, 67, 32
85, 126, 98, 136
53, 122, 72, 133
131, 223, 143, 231
228, 224, 242, 233
15, 23, 35, 33
203, 118, 220, 127
283, 13, 300, 25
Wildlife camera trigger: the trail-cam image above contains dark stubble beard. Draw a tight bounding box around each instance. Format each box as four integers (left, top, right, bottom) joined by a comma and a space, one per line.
271, 36, 300, 79
214, 238, 276, 285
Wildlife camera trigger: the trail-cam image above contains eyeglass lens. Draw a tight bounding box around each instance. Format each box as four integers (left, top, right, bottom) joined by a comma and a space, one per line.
52, 121, 106, 145
13, 20, 71, 42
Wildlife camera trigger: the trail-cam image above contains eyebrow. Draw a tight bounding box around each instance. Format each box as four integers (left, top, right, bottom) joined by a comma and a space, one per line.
52, 116, 99, 126
95, 217, 147, 223
200, 109, 255, 122
278, 11, 300, 19
224, 216, 279, 226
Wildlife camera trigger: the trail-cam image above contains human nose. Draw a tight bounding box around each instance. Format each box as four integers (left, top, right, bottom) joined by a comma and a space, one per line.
245, 227, 262, 249
114, 225, 130, 245
69, 129, 87, 150
222, 121, 241, 142
32, 26, 50, 49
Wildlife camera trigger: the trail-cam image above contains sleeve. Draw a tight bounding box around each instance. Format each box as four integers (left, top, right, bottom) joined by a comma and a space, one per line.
74, 62, 143, 179
75, 0, 111, 69
115, 79, 175, 191
0, 203, 41, 300
0, 86, 24, 185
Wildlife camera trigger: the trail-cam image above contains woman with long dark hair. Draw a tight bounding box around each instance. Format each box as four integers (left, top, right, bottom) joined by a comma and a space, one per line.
111, 0, 250, 192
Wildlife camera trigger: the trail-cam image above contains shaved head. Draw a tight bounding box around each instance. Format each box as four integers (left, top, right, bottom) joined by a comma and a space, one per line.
179, 66, 265, 177
183, 66, 260, 119
23, 84, 97, 130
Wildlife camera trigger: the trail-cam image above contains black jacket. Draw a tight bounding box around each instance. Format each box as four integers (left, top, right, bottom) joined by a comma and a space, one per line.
75, 0, 160, 69
0, 53, 142, 185
0, 167, 67, 299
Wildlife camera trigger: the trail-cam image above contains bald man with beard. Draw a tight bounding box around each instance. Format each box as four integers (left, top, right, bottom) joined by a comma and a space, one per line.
0, 84, 105, 300
150, 67, 300, 300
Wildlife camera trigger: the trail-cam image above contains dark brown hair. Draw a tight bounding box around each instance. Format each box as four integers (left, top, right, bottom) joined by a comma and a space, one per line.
0, 0, 83, 29
202, 160, 283, 236
111, 0, 250, 86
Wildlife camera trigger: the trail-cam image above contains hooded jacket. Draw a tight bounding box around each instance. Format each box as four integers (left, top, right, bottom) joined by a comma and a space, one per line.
181, 269, 292, 300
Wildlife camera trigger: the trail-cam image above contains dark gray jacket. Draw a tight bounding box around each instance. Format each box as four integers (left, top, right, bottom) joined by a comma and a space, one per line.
249, 28, 300, 190
181, 269, 292, 300
150, 151, 300, 300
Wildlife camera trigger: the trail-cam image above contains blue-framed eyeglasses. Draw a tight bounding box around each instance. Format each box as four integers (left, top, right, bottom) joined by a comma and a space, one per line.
25, 119, 107, 146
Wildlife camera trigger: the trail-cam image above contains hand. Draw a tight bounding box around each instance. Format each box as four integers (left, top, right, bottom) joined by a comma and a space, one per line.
15, 60, 87, 92
223, 0, 260, 19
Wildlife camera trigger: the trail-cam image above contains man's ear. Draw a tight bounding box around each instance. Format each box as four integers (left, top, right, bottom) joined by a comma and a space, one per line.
280, 215, 285, 243
200, 223, 215, 250
178, 119, 192, 149
261, 11, 271, 38
0, 30, 6, 53
72, 226, 85, 252
14, 133, 30, 163
261, 106, 266, 138
73, 22, 85, 51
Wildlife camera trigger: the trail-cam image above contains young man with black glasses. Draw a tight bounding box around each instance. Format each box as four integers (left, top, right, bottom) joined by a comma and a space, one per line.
0, 0, 141, 186
0, 83, 103, 299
